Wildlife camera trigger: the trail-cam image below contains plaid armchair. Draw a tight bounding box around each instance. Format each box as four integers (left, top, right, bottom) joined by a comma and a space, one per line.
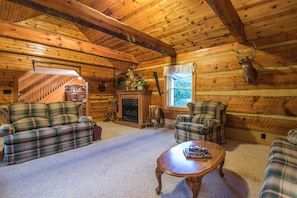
175, 101, 227, 144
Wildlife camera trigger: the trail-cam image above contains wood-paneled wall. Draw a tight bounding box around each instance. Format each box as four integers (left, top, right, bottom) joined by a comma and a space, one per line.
1, 25, 297, 145
0, 76, 16, 106
0, 33, 116, 122
135, 36, 297, 145
86, 65, 116, 121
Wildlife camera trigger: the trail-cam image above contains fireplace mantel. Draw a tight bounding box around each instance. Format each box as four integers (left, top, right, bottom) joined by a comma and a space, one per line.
115, 90, 152, 128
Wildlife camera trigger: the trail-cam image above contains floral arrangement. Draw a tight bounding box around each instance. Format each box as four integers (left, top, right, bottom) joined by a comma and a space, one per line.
125, 64, 146, 90
133, 74, 146, 87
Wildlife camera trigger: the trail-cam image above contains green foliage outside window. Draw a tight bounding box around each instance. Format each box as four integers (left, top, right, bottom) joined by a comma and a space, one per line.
169, 73, 192, 107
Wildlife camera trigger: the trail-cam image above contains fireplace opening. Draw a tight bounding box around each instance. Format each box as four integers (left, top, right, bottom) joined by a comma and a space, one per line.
122, 99, 138, 123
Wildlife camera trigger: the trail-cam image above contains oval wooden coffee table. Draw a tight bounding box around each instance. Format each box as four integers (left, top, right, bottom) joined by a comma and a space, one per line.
155, 140, 225, 198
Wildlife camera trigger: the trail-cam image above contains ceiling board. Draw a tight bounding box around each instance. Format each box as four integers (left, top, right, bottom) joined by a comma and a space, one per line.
0, 0, 296, 73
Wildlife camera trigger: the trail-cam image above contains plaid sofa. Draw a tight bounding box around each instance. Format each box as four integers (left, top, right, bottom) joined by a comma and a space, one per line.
259, 131, 297, 198
175, 101, 227, 144
0, 102, 93, 165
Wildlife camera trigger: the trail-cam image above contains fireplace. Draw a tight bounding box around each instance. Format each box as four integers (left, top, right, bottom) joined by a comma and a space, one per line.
116, 90, 152, 128
122, 99, 138, 123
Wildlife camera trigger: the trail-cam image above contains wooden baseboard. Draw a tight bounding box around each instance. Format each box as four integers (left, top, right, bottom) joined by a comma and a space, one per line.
225, 127, 286, 145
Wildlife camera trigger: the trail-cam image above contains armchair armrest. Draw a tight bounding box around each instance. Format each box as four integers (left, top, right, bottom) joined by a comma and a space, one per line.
0, 106, 10, 125
201, 119, 220, 127
0, 124, 15, 137
176, 114, 192, 122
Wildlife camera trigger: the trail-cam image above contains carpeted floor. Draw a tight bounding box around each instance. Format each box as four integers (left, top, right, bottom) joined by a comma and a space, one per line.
0, 122, 270, 198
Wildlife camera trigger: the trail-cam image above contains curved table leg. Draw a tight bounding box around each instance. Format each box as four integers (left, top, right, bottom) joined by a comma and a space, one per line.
219, 158, 225, 177
185, 177, 203, 198
155, 167, 164, 194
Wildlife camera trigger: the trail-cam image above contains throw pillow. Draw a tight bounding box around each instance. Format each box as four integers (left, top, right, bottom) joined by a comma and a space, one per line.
192, 114, 215, 124
78, 116, 93, 123
287, 128, 297, 144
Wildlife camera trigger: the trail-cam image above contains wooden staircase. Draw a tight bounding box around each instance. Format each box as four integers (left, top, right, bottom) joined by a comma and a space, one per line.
19, 73, 75, 102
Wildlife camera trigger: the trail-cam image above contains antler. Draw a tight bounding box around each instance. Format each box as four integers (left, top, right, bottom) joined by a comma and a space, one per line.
234, 41, 257, 57
248, 42, 257, 59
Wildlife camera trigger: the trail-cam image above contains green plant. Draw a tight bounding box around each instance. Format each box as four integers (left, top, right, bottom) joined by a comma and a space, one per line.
133, 74, 146, 87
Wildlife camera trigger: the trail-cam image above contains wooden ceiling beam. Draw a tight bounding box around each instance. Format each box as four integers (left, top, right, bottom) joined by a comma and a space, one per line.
0, 22, 139, 64
205, 0, 246, 43
9, 0, 176, 57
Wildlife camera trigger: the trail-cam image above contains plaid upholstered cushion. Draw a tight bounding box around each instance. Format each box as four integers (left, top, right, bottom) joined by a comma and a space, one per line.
55, 122, 92, 136
2, 127, 58, 144
57, 136, 92, 153
190, 101, 221, 118
4, 144, 59, 165
50, 114, 79, 126
4, 135, 59, 154
12, 117, 51, 132
48, 102, 79, 116
9, 103, 49, 122
48, 102, 79, 126
260, 175, 297, 198
260, 138, 297, 198
175, 122, 208, 134
267, 154, 297, 183
191, 115, 217, 126
269, 138, 297, 158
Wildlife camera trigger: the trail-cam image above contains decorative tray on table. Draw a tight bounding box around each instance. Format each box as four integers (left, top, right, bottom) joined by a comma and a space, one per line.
183, 145, 212, 158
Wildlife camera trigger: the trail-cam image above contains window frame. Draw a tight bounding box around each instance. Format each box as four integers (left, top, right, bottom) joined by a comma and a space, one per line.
165, 72, 194, 108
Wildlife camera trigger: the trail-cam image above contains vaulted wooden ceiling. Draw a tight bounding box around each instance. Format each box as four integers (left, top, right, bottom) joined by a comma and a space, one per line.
0, 0, 297, 65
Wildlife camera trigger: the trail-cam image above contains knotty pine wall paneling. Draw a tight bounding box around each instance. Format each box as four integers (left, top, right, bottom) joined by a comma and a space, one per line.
0, 74, 16, 106
0, 38, 116, 122
86, 66, 116, 122
137, 36, 297, 145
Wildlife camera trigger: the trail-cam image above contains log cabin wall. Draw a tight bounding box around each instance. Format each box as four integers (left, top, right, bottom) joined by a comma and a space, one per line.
0, 17, 117, 122
1, 0, 297, 145
0, 47, 116, 122
0, 73, 16, 106
136, 34, 297, 145
0, 12, 138, 121
84, 65, 116, 121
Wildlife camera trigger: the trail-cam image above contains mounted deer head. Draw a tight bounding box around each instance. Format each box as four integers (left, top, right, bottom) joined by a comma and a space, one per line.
236, 43, 257, 83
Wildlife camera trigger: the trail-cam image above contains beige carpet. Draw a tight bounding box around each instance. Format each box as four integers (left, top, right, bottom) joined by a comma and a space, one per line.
0, 122, 270, 198
97, 121, 138, 140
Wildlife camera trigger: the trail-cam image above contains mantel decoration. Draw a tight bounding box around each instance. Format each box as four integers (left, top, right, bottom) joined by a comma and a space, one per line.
125, 64, 147, 91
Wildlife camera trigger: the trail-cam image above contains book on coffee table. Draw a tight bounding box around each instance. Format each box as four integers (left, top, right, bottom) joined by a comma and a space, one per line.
183, 147, 212, 158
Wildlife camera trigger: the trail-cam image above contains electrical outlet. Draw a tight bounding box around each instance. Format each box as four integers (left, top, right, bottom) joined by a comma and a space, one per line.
261, 133, 266, 139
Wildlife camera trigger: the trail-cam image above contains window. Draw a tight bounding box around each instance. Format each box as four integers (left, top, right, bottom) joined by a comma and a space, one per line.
167, 73, 192, 107
164, 63, 194, 108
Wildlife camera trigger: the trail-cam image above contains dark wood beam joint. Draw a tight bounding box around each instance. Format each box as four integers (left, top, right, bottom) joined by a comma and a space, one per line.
205, 0, 246, 43
9, 0, 176, 57
0, 21, 139, 64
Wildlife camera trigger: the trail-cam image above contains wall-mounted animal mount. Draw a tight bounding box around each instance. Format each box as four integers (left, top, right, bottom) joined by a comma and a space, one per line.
98, 80, 106, 92
236, 43, 257, 83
